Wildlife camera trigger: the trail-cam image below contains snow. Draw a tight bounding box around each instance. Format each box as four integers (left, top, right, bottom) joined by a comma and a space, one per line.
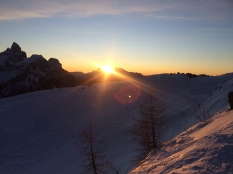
130, 110, 233, 174
0, 70, 19, 84
23, 55, 44, 64
0, 54, 18, 84
0, 73, 232, 174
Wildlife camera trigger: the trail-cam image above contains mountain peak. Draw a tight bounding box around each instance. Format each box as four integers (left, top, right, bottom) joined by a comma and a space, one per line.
0, 43, 78, 97
48, 58, 62, 71
11, 42, 21, 53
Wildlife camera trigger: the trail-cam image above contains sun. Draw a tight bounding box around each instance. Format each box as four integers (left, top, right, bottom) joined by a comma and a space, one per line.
101, 64, 114, 74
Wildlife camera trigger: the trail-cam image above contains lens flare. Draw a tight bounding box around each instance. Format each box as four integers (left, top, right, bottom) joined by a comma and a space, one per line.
114, 84, 141, 104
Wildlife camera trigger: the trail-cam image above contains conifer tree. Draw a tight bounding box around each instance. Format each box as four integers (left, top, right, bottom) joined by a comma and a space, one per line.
131, 90, 167, 165
79, 120, 120, 174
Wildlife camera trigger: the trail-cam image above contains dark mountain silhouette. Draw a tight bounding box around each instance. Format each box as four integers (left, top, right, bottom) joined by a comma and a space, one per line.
0, 42, 78, 98
71, 67, 143, 86
0, 42, 143, 97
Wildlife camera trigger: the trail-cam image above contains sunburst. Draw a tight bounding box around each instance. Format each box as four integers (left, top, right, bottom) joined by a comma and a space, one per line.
101, 64, 114, 74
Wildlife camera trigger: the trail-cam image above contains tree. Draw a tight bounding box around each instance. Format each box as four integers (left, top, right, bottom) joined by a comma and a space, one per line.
79, 120, 120, 174
131, 90, 167, 165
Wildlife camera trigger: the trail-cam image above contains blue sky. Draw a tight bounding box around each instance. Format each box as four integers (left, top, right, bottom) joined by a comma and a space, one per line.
0, 0, 233, 75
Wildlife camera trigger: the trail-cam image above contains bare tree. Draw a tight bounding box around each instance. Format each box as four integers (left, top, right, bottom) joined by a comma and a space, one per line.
193, 99, 211, 122
131, 90, 167, 165
79, 120, 120, 174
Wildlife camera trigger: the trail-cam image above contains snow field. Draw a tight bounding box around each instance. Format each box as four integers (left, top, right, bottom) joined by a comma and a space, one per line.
0, 73, 232, 173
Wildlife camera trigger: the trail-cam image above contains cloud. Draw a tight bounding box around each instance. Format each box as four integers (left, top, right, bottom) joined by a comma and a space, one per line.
0, 0, 63, 20
0, 0, 232, 22
0, 0, 168, 20
146, 15, 197, 21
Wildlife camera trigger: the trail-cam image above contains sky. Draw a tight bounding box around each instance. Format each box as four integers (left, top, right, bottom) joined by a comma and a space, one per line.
0, 0, 233, 75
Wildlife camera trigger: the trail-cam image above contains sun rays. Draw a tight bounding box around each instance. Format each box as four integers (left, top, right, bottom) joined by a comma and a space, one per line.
101, 64, 114, 75
84, 60, 162, 103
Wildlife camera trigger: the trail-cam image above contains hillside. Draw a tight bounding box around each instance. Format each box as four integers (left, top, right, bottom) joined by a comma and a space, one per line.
0, 73, 232, 173
130, 110, 233, 173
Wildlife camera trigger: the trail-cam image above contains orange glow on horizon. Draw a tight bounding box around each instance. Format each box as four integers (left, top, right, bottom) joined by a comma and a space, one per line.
63, 60, 229, 77
101, 64, 114, 75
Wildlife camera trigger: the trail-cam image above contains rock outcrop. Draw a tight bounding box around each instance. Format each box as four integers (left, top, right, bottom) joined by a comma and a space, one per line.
228, 91, 233, 109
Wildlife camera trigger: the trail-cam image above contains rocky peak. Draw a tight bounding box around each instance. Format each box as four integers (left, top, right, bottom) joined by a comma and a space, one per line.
0, 43, 78, 98
2, 42, 27, 62
48, 58, 62, 71
11, 42, 21, 53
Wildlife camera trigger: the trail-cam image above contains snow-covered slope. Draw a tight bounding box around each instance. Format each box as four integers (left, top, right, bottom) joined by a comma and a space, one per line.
130, 110, 233, 174
0, 73, 232, 173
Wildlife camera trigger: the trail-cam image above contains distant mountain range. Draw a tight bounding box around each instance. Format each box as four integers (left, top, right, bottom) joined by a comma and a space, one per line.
0, 42, 143, 98
0, 42, 78, 98
70, 68, 143, 86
